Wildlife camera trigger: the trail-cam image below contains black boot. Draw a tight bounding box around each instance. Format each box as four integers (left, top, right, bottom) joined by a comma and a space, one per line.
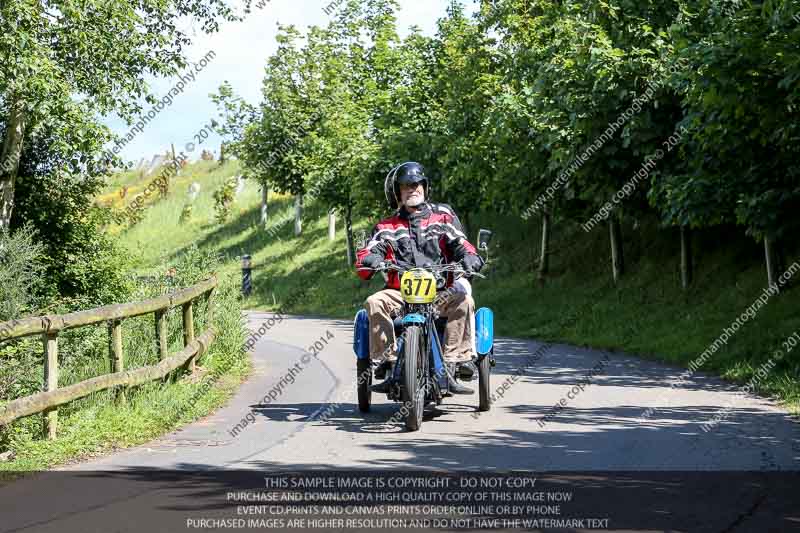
457, 361, 478, 381
446, 363, 474, 395
374, 360, 392, 380
371, 362, 395, 393
371, 379, 392, 394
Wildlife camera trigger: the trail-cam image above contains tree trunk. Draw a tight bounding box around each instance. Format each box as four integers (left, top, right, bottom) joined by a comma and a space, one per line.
260, 185, 269, 228
775, 238, 787, 279
0, 94, 27, 232
537, 207, 551, 280
328, 209, 336, 242
293, 194, 303, 236
764, 234, 779, 291
345, 204, 355, 266
219, 142, 226, 164
680, 226, 693, 290
609, 216, 624, 283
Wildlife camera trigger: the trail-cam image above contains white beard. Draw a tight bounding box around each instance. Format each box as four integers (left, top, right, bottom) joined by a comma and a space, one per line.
405, 195, 425, 207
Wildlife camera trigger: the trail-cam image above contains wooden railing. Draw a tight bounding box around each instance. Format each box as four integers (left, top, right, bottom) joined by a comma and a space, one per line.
0, 276, 218, 439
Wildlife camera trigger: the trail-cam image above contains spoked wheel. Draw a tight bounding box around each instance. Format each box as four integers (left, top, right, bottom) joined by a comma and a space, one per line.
477, 350, 492, 412
402, 326, 427, 431
357, 359, 372, 413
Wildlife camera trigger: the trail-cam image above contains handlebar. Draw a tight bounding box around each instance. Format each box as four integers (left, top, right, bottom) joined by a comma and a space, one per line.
357, 262, 486, 279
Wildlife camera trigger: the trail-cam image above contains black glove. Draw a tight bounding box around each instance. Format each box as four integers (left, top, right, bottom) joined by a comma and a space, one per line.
461, 254, 484, 274
361, 254, 384, 269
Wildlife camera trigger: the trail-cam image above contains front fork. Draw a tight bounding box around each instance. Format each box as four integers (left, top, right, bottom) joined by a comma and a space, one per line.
387, 335, 406, 401
389, 319, 449, 402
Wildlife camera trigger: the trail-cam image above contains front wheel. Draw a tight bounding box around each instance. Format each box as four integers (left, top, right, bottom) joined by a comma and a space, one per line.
357, 359, 372, 413
478, 352, 492, 412
402, 326, 426, 431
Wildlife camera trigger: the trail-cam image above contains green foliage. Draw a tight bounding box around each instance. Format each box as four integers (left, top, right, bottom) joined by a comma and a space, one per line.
0, 0, 246, 122
210, 81, 255, 160
213, 177, 238, 224
222, 0, 798, 257
0, 224, 45, 321
0, 245, 247, 469
12, 155, 134, 304
179, 204, 194, 224
0, 227, 47, 443
650, 0, 800, 240
0, 0, 250, 235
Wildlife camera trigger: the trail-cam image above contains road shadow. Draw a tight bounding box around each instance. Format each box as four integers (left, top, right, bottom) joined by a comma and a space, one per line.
248, 399, 457, 434
243, 398, 799, 470
491, 337, 766, 394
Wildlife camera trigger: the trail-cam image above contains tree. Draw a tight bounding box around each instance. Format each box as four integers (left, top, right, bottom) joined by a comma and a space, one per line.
652, 0, 800, 287
487, 0, 683, 283
303, 1, 396, 263
210, 82, 259, 219
429, 3, 500, 238
239, 25, 316, 236
10, 100, 131, 303
0, 0, 245, 230
475, 0, 566, 279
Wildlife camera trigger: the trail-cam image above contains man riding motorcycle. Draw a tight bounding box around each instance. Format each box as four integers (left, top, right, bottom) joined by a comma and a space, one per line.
355, 162, 485, 394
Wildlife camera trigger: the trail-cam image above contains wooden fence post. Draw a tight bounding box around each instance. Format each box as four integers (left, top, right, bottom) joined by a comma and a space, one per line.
0, 279, 219, 432
109, 319, 125, 404
155, 309, 170, 382
43, 332, 59, 440
155, 310, 168, 361
206, 287, 216, 327
183, 302, 195, 373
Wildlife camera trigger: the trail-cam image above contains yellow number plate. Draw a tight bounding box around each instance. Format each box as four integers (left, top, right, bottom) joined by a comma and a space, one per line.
400, 269, 437, 304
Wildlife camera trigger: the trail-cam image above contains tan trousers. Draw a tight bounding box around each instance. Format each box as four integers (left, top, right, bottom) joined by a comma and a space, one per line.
364, 287, 475, 363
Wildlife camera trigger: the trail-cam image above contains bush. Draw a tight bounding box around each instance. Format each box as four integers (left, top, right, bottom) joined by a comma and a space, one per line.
12, 167, 134, 306
179, 204, 193, 224
0, 227, 48, 452
0, 225, 46, 322
213, 177, 237, 224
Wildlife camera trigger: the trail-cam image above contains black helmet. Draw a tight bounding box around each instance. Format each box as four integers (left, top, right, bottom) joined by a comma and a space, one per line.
384, 162, 429, 209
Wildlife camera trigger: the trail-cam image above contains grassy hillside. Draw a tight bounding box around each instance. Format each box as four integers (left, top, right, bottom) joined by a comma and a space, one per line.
119, 160, 800, 414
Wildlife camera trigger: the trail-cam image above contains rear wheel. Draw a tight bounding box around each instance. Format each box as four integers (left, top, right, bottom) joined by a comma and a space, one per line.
357, 359, 372, 413
478, 352, 492, 412
402, 326, 426, 431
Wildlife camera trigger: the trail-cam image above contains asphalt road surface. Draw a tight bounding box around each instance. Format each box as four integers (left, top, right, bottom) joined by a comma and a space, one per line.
2, 312, 799, 532
60, 312, 799, 472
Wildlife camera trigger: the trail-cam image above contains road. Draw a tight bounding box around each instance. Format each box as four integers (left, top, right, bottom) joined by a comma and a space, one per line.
2, 312, 799, 532
60, 312, 799, 471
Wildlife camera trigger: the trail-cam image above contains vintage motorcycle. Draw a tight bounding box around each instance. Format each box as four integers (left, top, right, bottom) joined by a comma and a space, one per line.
353, 229, 495, 431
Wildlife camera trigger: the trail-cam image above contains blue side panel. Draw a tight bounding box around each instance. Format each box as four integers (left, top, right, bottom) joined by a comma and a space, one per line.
353, 310, 370, 360
403, 313, 426, 325
475, 307, 494, 355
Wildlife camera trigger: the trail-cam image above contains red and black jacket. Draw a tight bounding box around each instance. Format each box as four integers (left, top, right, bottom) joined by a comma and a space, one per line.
355, 202, 479, 290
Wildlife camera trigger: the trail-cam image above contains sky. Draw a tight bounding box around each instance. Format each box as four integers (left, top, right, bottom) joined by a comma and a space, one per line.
104, 0, 477, 165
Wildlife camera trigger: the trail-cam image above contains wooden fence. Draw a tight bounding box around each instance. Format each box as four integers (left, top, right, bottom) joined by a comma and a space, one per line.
0, 276, 218, 439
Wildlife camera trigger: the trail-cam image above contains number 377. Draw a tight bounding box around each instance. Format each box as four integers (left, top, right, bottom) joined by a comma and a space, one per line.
403, 277, 432, 296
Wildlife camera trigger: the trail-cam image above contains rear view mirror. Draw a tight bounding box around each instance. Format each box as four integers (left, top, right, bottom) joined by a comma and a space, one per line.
477, 229, 493, 251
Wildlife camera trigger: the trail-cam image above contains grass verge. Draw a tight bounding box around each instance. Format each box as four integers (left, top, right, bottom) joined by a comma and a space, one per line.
0, 245, 249, 473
